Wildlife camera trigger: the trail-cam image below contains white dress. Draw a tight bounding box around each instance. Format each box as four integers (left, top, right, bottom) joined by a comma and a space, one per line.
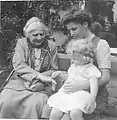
47, 63, 101, 114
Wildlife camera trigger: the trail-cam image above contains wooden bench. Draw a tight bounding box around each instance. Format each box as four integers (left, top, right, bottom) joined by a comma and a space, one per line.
57, 51, 117, 75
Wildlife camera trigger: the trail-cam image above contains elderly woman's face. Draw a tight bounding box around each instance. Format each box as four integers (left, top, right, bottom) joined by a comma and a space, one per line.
28, 30, 46, 46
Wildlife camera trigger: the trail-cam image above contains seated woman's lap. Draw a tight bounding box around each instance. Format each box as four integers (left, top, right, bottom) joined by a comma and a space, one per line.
0, 88, 48, 119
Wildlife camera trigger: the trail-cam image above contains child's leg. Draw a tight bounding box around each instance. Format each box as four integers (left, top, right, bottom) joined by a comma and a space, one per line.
49, 107, 63, 120
70, 109, 84, 120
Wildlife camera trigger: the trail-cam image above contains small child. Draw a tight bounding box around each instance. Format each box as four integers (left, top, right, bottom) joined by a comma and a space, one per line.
47, 39, 101, 120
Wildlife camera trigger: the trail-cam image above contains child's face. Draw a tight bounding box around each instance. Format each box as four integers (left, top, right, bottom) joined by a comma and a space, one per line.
71, 38, 94, 66
72, 51, 88, 66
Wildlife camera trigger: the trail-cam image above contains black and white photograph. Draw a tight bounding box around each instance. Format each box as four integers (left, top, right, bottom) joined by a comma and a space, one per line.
0, 0, 117, 120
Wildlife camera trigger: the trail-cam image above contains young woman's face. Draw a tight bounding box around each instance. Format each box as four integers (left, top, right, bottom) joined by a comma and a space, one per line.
28, 30, 46, 46
66, 22, 86, 39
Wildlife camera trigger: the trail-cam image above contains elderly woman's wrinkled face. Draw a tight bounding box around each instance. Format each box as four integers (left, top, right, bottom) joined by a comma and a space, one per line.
28, 30, 46, 46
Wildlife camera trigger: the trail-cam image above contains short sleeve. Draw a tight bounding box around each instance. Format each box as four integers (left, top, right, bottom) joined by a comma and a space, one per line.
68, 64, 76, 74
67, 64, 76, 79
84, 64, 101, 78
96, 40, 111, 69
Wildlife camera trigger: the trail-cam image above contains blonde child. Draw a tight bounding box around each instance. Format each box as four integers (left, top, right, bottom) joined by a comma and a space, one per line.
47, 39, 101, 120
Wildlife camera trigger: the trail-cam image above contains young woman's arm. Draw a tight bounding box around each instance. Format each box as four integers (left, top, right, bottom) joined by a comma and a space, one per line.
96, 40, 111, 86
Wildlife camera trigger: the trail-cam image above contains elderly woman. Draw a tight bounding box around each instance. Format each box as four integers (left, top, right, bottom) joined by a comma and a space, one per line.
0, 17, 58, 119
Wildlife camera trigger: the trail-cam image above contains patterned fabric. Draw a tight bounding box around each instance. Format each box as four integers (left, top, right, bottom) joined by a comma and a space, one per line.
33, 48, 41, 71
96, 40, 111, 69
24, 47, 51, 93
30, 47, 52, 73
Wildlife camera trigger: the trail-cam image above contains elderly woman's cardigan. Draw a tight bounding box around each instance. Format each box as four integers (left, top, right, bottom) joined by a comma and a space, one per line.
4, 37, 58, 91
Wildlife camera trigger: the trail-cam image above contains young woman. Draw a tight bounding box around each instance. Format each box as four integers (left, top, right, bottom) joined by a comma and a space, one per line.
57, 9, 111, 120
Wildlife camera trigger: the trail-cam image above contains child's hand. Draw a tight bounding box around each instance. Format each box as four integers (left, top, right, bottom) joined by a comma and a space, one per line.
51, 79, 57, 85
51, 78, 57, 91
84, 95, 96, 114
52, 71, 62, 79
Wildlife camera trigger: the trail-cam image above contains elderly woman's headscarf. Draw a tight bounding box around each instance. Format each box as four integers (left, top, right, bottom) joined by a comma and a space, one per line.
23, 17, 48, 37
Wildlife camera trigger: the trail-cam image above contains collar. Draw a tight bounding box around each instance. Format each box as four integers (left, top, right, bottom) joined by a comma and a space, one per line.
87, 34, 95, 42
27, 38, 48, 49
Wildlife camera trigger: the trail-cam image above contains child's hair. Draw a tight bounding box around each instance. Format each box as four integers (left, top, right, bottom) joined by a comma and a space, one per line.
72, 40, 95, 63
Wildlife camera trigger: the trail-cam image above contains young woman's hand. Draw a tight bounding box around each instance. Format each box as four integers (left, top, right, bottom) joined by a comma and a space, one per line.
63, 80, 77, 93
64, 80, 89, 93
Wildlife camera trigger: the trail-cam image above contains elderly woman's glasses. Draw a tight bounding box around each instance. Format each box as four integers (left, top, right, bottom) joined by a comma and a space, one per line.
31, 31, 45, 38
32, 32, 45, 37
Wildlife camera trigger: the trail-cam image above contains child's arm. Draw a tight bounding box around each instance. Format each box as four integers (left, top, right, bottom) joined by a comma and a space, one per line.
89, 75, 99, 99
83, 75, 98, 114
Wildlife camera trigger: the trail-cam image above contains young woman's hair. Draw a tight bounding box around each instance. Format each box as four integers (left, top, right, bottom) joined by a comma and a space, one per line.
91, 21, 103, 36
61, 9, 93, 28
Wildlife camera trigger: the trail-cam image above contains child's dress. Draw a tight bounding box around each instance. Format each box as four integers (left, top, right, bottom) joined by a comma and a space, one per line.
47, 63, 101, 114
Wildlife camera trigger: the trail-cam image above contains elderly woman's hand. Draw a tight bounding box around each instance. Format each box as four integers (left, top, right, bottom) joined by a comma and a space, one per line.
52, 71, 68, 82
36, 74, 57, 85
51, 71, 63, 79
